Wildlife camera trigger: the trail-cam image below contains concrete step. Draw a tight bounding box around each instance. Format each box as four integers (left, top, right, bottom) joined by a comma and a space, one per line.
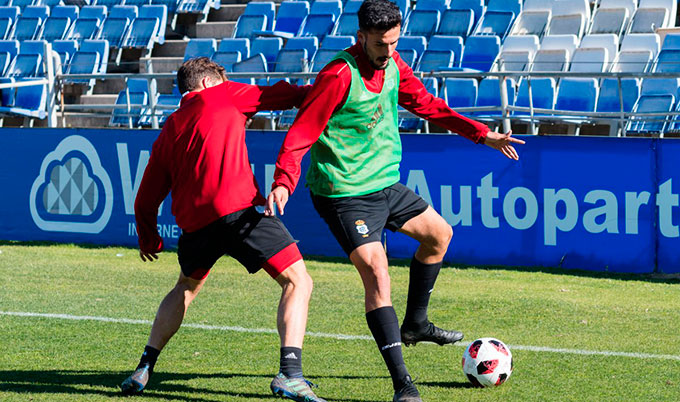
151, 39, 188, 58
208, 4, 245, 22
195, 21, 235, 38
80, 94, 118, 105
61, 115, 113, 128
141, 57, 184, 74
92, 78, 127, 95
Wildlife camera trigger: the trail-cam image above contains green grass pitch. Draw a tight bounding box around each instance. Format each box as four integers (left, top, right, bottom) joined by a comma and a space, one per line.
0, 242, 679, 401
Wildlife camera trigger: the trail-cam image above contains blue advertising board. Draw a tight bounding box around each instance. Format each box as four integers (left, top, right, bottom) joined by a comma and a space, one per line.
0, 128, 677, 274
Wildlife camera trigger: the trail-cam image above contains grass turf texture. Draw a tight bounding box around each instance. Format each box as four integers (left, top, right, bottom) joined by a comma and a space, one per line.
0, 242, 679, 401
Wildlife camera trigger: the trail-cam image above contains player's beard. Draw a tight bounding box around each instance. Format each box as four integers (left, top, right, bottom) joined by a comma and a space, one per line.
363, 42, 390, 70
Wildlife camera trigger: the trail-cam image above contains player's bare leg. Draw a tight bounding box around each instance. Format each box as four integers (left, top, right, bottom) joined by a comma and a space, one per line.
270, 259, 327, 402
350, 242, 421, 402
121, 272, 206, 395
398, 206, 463, 346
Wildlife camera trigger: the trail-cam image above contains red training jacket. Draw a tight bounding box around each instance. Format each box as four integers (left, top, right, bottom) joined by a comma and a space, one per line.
134, 80, 309, 253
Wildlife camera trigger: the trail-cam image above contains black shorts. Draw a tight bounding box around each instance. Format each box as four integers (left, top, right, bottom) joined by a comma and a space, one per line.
177, 207, 297, 278
311, 182, 429, 255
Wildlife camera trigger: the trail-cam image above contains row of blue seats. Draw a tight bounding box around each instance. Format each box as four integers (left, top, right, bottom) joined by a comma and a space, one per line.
0, 0, 207, 15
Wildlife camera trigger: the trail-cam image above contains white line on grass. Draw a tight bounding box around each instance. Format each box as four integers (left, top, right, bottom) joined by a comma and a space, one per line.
3, 311, 680, 361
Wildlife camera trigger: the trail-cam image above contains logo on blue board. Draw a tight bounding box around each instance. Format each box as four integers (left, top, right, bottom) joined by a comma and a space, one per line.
30, 135, 113, 233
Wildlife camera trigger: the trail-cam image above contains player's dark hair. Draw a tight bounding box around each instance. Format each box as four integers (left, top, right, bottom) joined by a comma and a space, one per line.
357, 0, 402, 32
177, 57, 227, 94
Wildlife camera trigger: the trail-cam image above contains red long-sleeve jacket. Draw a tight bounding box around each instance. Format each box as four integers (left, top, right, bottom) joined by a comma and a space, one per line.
273, 42, 490, 195
134, 80, 308, 253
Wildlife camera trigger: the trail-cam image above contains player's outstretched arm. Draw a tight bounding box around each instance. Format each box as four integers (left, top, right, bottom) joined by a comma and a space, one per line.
483, 130, 525, 160
265, 186, 290, 216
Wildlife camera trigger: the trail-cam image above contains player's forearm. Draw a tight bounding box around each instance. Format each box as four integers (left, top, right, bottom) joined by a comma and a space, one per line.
256, 81, 312, 111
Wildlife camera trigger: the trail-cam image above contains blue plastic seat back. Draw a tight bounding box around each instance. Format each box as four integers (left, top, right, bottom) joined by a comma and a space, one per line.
52, 39, 77, 65
99, 17, 131, 48
23, 5, 48, 19
655, 49, 680, 73
515, 77, 556, 115
662, 33, 680, 51
139, 5, 166, 42
596, 78, 640, 113
0, 6, 18, 21
332, 13, 358, 36
487, 0, 521, 16
397, 48, 417, 68
112, 90, 147, 127
415, 0, 448, 13
69, 18, 101, 44
0, 38, 17, 60
0, 77, 14, 106
67, 51, 99, 78
10, 53, 41, 77
177, 0, 210, 14
233, 14, 267, 40
212, 50, 240, 71
124, 18, 158, 48
251, 37, 282, 71
183, 38, 216, 62
461, 35, 500, 71
0, 50, 9, 75
404, 10, 439, 38
272, 1, 310, 36
110, 5, 138, 20
151, 0, 179, 14
284, 37, 317, 60
275, 48, 307, 72
396, 36, 427, 60
95, 0, 123, 10
476, 77, 516, 114
15, 78, 45, 111
438, 9, 474, 37
311, 48, 338, 72
232, 54, 267, 85
125, 0, 150, 8
343, 0, 361, 14
450, 0, 483, 28
42, 17, 73, 42
429, 35, 464, 67
310, 0, 341, 20
555, 78, 598, 112
13, 17, 42, 41
474, 10, 515, 40
10, 0, 36, 8
156, 92, 180, 124
445, 77, 477, 109
628, 94, 675, 133
0, 17, 12, 39
299, 13, 335, 40
217, 38, 249, 59
80, 6, 107, 24
321, 35, 354, 49
417, 49, 454, 72
243, 1, 275, 31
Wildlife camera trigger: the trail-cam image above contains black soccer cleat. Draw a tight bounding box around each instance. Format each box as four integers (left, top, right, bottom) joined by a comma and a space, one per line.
401, 321, 464, 347
393, 376, 422, 402
120, 364, 151, 395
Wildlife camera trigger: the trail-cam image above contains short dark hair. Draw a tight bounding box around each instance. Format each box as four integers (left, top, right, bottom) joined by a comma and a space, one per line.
177, 57, 227, 94
357, 0, 402, 32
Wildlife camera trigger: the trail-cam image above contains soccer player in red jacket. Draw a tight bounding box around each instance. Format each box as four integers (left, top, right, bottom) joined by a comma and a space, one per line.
266, 1, 524, 400
120, 58, 326, 402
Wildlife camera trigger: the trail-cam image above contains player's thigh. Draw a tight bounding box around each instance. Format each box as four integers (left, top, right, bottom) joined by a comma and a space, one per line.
177, 220, 229, 280
311, 192, 389, 256
398, 205, 452, 245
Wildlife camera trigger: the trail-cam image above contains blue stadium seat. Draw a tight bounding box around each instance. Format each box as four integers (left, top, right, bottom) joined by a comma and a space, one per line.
514, 78, 556, 115
661, 33, 680, 50
124, 0, 150, 8
654, 49, 680, 73
152, 0, 179, 15
311, 48, 337, 72
95, 0, 123, 9
139, 4, 167, 45
51, 6, 79, 22
217, 37, 249, 60
310, 0, 342, 21
52, 39, 77, 66
10, 0, 37, 7
343, 0, 362, 14
399, 76, 437, 131
450, 0, 484, 29
284, 37, 317, 61
183, 38, 216, 62
321, 35, 354, 49
429, 35, 464, 67
122, 17, 158, 49
473, 10, 515, 40
391, 0, 410, 20
596, 78, 640, 113
98, 16, 132, 48
176, 0, 215, 16
155, 88, 181, 125
444, 78, 477, 113
414, 0, 449, 13
628, 94, 675, 134
0, 38, 18, 75
257, 1, 310, 39
397, 48, 417, 68
11, 17, 43, 41
403, 10, 439, 38
0, 77, 15, 106
80, 39, 108, 74
8, 53, 42, 77
110, 5, 138, 21
0, 77, 46, 118
212, 49, 240, 71
40, 16, 73, 42
24, 5, 48, 20
396, 36, 427, 64
555, 78, 599, 113
487, 0, 521, 17
299, 13, 335, 41
251, 37, 282, 71
80, 6, 107, 24
111, 78, 150, 127
233, 14, 267, 41
416, 49, 454, 72
0, 6, 19, 40
437, 9, 474, 38
330, 13, 358, 36
231, 53, 267, 85
65, 49, 100, 87
242, 1, 275, 31
274, 48, 307, 74
475, 77, 516, 117
67, 18, 102, 45
460, 35, 500, 71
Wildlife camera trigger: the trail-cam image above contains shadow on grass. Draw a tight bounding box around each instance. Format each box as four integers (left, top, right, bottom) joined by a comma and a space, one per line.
0, 370, 382, 402
418, 379, 475, 389
2, 239, 678, 284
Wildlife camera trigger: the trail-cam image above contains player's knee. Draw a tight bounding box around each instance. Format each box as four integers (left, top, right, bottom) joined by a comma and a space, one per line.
278, 261, 313, 295
175, 276, 203, 297
427, 223, 453, 254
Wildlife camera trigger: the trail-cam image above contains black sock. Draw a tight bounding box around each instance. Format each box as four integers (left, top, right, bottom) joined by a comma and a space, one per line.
137, 345, 161, 373
279, 346, 303, 378
403, 257, 442, 330
366, 306, 410, 391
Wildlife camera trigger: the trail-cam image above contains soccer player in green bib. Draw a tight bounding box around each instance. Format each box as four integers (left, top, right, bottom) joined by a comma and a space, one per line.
267, 0, 524, 400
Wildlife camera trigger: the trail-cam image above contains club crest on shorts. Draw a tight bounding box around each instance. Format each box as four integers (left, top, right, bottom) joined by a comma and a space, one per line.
355, 219, 369, 237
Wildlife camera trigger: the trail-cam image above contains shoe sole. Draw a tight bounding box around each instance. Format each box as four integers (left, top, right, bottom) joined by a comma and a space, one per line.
402, 333, 464, 347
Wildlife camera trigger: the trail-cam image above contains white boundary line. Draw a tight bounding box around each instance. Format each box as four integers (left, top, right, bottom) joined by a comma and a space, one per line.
2, 311, 680, 361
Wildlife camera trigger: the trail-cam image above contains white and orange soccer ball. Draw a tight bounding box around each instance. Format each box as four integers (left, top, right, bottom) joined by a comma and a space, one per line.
462, 337, 513, 387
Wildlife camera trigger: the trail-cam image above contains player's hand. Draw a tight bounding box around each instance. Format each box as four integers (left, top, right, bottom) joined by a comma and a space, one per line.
484, 130, 525, 160
266, 186, 289, 216
139, 250, 158, 262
